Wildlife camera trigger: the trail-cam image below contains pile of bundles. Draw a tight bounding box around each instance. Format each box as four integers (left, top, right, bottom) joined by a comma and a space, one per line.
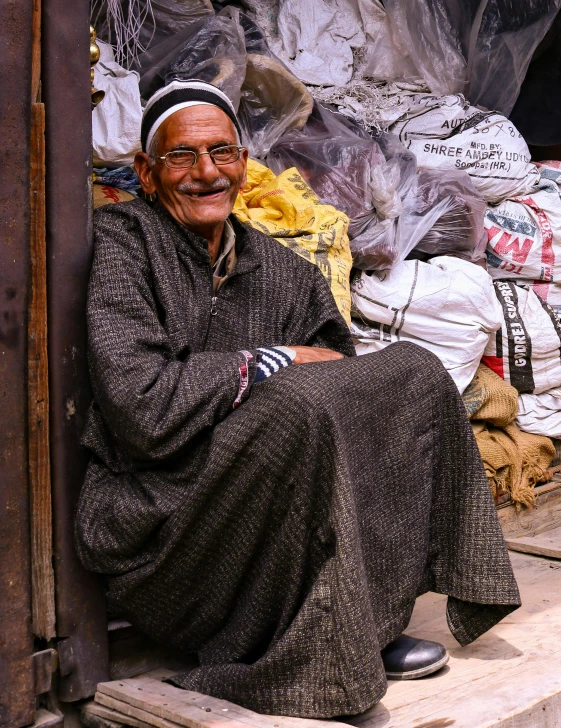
91, 0, 561, 506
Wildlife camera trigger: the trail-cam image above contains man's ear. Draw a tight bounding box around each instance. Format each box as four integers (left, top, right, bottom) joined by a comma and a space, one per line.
134, 152, 158, 195
239, 147, 249, 191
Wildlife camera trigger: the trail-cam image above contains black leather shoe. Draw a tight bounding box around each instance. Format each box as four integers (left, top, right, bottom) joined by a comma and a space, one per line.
381, 634, 449, 680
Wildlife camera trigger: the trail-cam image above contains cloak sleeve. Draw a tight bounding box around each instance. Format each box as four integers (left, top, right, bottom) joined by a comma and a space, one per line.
87, 213, 258, 463
282, 262, 357, 358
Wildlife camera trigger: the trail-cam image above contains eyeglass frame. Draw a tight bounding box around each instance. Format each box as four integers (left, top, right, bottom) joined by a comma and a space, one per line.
151, 144, 246, 170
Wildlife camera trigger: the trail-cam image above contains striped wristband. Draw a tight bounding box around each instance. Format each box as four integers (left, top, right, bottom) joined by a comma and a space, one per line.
254, 346, 296, 383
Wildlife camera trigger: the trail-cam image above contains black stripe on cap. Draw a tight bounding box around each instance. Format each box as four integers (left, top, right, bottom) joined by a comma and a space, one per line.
141, 88, 242, 151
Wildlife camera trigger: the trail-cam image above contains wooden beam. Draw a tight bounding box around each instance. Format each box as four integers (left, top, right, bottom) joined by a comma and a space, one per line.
29, 100, 56, 640
498, 480, 561, 539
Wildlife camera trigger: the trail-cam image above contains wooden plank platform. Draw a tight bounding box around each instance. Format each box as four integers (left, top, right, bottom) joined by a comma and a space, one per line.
506, 525, 561, 559
346, 552, 561, 727
497, 479, 561, 539
89, 552, 561, 728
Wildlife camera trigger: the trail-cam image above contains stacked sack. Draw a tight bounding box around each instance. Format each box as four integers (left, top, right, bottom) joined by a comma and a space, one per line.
90, 0, 561, 505
463, 364, 555, 507
481, 161, 561, 441
351, 256, 502, 393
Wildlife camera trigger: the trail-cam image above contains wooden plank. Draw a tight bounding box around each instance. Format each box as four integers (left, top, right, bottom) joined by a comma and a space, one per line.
28, 100, 55, 641
97, 676, 350, 728
31, 0, 40, 102
93, 695, 183, 728
498, 480, 561, 539
506, 524, 561, 559
349, 552, 561, 727
32, 709, 63, 727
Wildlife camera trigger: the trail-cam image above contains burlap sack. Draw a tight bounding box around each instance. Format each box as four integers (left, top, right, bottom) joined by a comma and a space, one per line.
464, 365, 555, 507
93, 184, 135, 210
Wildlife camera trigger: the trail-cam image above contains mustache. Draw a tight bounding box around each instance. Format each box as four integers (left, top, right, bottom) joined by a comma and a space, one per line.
176, 178, 232, 194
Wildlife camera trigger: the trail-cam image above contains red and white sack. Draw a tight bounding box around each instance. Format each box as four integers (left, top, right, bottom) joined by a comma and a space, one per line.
482, 281, 561, 395
537, 160, 561, 185
485, 183, 561, 282
350, 256, 502, 393
517, 388, 561, 439
389, 93, 540, 203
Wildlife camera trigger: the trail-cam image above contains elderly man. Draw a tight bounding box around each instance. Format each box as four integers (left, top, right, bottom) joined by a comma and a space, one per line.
75, 80, 520, 718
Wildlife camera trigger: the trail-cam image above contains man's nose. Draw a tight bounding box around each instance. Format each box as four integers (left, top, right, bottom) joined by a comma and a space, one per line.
189, 152, 220, 181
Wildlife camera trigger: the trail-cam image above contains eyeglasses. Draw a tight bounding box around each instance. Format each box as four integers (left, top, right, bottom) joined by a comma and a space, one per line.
152, 145, 245, 170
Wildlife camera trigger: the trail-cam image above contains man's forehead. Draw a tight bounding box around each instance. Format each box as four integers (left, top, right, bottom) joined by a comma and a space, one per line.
160, 105, 237, 148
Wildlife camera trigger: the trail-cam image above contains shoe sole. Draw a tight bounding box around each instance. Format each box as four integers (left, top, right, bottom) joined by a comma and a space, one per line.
386, 652, 450, 680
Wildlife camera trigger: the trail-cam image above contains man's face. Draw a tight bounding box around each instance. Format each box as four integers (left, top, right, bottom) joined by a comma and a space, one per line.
135, 105, 248, 237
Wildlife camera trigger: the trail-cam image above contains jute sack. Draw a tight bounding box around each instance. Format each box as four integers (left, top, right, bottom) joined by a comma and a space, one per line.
234, 159, 353, 324
93, 184, 135, 210
463, 364, 555, 507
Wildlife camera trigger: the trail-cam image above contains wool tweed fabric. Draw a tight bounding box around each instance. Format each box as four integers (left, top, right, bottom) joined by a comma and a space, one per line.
75, 199, 521, 719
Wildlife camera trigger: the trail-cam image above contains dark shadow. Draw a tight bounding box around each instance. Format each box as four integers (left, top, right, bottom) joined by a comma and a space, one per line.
336, 702, 392, 726
452, 632, 522, 661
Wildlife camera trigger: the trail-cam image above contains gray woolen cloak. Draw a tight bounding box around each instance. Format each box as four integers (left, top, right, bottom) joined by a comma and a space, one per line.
75, 198, 521, 718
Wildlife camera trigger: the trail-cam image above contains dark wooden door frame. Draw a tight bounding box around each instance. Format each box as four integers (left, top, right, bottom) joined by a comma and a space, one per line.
0, 0, 35, 725
42, 0, 109, 702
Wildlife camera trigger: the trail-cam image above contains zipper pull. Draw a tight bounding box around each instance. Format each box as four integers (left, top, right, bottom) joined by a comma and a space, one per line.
210, 296, 218, 316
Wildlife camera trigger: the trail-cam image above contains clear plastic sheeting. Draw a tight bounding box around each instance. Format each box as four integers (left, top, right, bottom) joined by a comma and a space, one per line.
414, 170, 488, 259
148, 12, 247, 109
350, 168, 488, 270
228, 9, 314, 157
382, 0, 561, 115
267, 104, 402, 237
91, 0, 213, 69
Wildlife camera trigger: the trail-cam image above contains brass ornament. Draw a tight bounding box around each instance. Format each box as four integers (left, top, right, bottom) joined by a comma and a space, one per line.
90, 24, 105, 110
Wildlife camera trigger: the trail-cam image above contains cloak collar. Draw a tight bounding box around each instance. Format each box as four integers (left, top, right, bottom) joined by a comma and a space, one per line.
153, 200, 262, 277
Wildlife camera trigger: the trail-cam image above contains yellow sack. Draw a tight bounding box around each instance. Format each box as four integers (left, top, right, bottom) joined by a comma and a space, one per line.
234, 159, 352, 324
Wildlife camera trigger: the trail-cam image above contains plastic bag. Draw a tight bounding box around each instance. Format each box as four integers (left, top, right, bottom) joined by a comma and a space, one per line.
517, 387, 561, 438
355, 0, 420, 83
267, 104, 402, 232
350, 167, 487, 270
92, 0, 213, 70
413, 169, 488, 258
389, 93, 540, 202
350, 255, 503, 393
517, 280, 561, 323
225, 9, 314, 157
92, 46, 143, 167
382, 0, 561, 116
141, 11, 248, 109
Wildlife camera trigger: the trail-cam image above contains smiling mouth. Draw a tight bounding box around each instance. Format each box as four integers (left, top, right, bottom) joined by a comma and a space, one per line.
184, 188, 227, 199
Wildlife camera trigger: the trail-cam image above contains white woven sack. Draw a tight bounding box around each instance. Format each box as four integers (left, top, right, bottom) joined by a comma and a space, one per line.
389, 93, 540, 203
514, 281, 561, 324
350, 256, 502, 393
93, 50, 142, 168
483, 281, 561, 395
517, 388, 561, 439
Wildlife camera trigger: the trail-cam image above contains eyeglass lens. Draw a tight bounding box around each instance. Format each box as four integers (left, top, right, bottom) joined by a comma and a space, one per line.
165, 146, 240, 169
